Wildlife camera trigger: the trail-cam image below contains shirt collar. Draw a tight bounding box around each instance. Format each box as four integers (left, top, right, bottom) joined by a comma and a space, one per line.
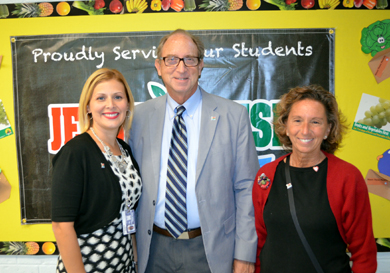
167, 87, 202, 120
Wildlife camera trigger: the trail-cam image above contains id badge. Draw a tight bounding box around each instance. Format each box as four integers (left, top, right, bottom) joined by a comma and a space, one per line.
121, 209, 136, 235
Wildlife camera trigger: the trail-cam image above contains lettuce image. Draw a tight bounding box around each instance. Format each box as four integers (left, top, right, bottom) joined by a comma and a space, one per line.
361, 20, 390, 57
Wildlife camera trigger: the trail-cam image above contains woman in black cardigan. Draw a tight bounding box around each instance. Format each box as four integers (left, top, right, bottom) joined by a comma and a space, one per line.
52, 68, 142, 273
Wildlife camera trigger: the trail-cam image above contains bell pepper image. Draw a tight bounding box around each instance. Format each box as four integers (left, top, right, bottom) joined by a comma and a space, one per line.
0, 4, 9, 18
184, 0, 196, 10
376, 0, 388, 8
151, 0, 162, 10
343, 0, 354, 6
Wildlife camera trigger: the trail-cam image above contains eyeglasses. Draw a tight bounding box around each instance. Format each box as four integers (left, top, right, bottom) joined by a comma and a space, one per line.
161, 56, 200, 67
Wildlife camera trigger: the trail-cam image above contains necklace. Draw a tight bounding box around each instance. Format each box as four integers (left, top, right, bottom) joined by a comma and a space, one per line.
90, 127, 128, 173
311, 157, 325, 172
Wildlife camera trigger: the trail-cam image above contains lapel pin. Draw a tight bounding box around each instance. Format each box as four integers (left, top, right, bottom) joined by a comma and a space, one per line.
101, 163, 105, 168
286, 183, 292, 189
258, 173, 271, 189
211, 116, 216, 121
313, 166, 319, 172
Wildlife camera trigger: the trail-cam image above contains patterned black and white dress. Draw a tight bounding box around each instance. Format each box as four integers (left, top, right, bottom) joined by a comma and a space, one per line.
56, 145, 142, 273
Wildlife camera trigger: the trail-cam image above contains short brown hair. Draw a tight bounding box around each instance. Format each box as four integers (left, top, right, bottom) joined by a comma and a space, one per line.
274, 85, 348, 154
156, 29, 205, 59
78, 68, 134, 141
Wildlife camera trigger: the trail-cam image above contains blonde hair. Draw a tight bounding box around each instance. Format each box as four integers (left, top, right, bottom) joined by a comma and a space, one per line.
78, 68, 134, 141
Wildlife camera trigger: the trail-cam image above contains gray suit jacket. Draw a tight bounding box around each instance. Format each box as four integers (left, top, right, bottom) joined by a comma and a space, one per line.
129, 88, 259, 273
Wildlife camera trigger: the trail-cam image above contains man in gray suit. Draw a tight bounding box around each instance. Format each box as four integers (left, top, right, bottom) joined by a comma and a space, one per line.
129, 29, 259, 273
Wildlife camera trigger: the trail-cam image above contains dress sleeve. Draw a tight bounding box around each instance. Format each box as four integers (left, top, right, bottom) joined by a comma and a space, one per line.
51, 144, 85, 222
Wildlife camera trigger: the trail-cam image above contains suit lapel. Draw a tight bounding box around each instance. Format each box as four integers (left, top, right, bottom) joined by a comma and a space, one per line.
148, 96, 167, 183
196, 89, 219, 182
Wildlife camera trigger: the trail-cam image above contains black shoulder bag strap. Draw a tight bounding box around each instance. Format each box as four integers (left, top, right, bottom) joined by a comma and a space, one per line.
285, 156, 325, 273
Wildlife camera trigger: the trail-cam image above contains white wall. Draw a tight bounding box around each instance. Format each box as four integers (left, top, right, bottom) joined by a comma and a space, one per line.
0, 253, 389, 273
378, 253, 390, 273
0, 256, 57, 273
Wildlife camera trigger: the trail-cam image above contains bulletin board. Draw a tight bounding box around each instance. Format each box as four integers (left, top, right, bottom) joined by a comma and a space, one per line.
11, 28, 333, 223
0, 11, 389, 246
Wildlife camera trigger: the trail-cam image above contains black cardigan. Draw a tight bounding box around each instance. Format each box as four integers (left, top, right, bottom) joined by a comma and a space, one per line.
51, 132, 140, 235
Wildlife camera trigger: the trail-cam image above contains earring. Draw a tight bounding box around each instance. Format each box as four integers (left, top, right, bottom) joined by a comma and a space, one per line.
286, 132, 289, 136
126, 110, 130, 119
324, 135, 327, 139
86, 112, 92, 120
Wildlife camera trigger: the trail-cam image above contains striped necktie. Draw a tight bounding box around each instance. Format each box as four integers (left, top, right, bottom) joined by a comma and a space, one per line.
165, 106, 188, 238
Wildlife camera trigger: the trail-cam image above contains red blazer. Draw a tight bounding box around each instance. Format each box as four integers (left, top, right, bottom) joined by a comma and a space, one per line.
252, 151, 377, 273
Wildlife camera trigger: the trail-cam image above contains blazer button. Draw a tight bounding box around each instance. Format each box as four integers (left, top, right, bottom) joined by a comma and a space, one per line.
148, 230, 151, 235
153, 200, 156, 206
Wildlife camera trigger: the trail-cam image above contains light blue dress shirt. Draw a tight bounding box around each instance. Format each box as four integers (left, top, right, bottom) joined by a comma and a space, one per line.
154, 87, 202, 229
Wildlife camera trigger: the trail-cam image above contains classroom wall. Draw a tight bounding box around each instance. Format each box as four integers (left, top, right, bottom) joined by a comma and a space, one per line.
0, 10, 389, 243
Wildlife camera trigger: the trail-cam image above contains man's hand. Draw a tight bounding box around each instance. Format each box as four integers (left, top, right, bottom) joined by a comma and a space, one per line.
233, 259, 255, 273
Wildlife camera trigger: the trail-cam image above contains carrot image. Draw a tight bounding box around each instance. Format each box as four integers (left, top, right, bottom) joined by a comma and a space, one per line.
363, 0, 376, 8
171, 0, 184, 11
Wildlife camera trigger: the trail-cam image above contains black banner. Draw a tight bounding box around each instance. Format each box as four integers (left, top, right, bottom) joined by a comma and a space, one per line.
12, 29, 334, 223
